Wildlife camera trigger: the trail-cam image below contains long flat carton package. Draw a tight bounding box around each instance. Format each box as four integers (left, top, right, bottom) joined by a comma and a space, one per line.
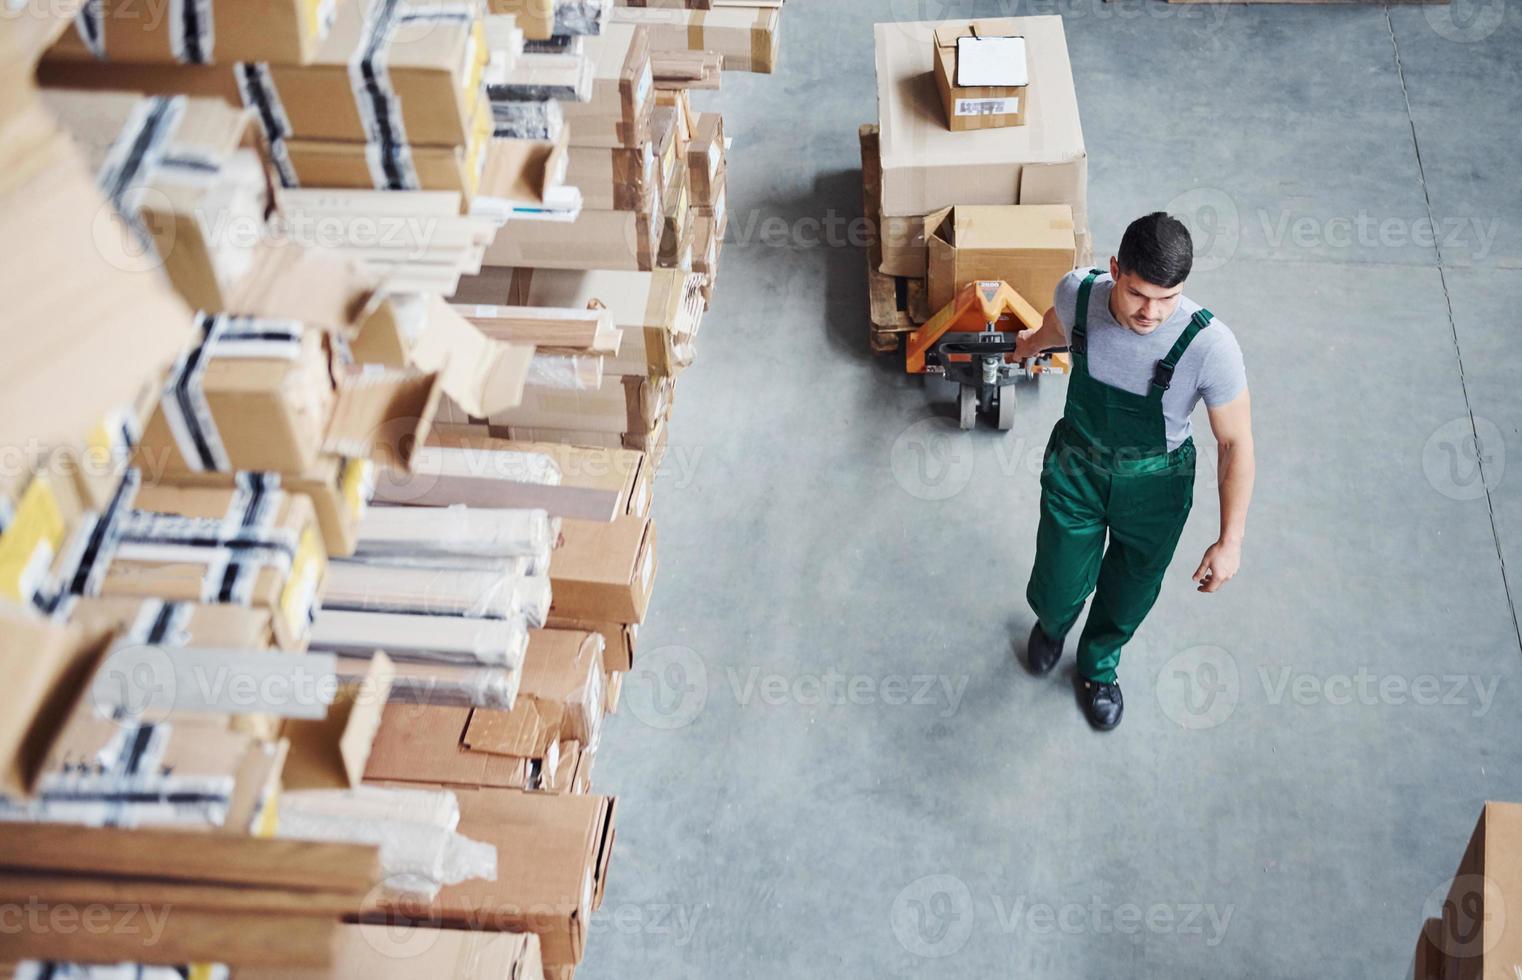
0, 105, 194, 454
482, 184, 663, 271
612, 5, 779, 73
46, 0, 361, 64
557, 25, 656, 148
562, 106, 674, 210
488, 375, 670, 435
40, 0, 489, 148
550, 514, 656, 624
280, 126, 490, 198
1434, 801, 1522, 979
427, 430, 648, 519
92, 480, 328, 648
135, 317, 440, 478
451, 266, 705, 377
371, 788, 616, 966
926, 204, 1076, 314
238, 923, 544, 980
932, 22, 1029, 131
874, 16, 1086, 224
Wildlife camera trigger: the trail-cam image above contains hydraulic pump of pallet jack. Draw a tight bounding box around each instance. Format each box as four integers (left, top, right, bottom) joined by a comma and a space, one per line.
904, 280, 1071, 430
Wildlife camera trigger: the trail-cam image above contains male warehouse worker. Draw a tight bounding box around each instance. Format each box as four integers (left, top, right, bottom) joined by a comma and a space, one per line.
1013, 212, 1255, 731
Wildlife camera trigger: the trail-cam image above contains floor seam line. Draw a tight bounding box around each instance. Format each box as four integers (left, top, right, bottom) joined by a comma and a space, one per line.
1385, 6, 1522, 655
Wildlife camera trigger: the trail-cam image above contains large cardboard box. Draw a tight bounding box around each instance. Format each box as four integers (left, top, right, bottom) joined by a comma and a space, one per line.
482, 181, 663, 271
874, 16, 1085, 226
40, 0, 488, 148
373, 788, 615, 966
926, 204, 1075, 314
1433, 801, 1522, 980
549, 514, 656, 624
46, 0, 358, 65
932, 22, 1029, 131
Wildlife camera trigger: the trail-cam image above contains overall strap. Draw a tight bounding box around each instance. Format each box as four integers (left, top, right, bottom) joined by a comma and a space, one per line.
1152, 309, 1214, 392
1071, 268, 1104, 356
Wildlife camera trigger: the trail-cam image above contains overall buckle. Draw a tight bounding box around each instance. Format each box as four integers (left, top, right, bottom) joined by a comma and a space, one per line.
1152, 361, 1175, 390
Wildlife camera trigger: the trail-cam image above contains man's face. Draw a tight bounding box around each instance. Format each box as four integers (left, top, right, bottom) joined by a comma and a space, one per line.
1107, 257, 1184, 335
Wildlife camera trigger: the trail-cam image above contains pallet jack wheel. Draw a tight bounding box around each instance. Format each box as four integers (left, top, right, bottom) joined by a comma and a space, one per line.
958, 384, 977, 430
996, 385, 1016, 431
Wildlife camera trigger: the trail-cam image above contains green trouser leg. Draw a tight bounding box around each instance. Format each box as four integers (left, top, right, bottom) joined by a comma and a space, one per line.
1026, 435, 1196, 683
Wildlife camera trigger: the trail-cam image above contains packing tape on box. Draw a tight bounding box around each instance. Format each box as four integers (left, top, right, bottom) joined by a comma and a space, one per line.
168, 0, 216, 64
0, 719, 237, 831
0, 475, 69, 607
160, 313, 305, 474
96, 94, 186, 258
73, 0, 105, 57
235, 64, 301, 187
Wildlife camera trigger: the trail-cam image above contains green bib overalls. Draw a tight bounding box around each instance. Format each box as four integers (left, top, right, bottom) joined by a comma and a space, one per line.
1025, 269, 1212, 683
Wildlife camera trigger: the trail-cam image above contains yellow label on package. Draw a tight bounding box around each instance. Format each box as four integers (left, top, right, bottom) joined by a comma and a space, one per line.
279, 525, 325, 635
0, 477, 67, 603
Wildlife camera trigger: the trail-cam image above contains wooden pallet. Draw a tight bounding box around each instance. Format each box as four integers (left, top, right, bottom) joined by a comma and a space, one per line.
859, 124, 931, 354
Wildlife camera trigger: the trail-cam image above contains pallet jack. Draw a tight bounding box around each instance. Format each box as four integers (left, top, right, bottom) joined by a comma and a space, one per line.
904, 280, 1069, 430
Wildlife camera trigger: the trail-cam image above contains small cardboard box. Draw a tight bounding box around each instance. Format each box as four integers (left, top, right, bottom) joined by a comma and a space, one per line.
487, 375, 669, 436
687, 111, 725, 205
550, 514, 656, 624
612, 5, 779, 74
464, 628, 605, 755
240, 924, 544, 980
932, 23, 1029, 131
547, 616, 638, 672
482, 182, 663, 271
1433, 801, 1522, 979
926, 204, 1075, 314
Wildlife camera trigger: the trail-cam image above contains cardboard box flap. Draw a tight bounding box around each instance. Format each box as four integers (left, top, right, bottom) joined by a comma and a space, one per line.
0, 614, 116, 798
280, 651, 395, 790
948, 205, 1075, 250
932, 20, 1020, 48
324, 367, 442, 470
477, 131, 570, 206
400, 295, 535, 417
463, 703, 553, 758
229, 242, 379, 337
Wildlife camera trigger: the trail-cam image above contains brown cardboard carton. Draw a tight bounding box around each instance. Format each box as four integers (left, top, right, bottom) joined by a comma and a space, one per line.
932, 22, 1029, 131
459, 267, 705, 379
564, 138, 659, 211
46, 0, 361, 65
279, 126, 490, 198
612, 5, 779, 73
465, 628, 604, 755
879, 212, 930, 277
0, 613, 116, 798
65, 594, 279, 650
0, 107, 194, 456
426, 431, 647, 520
487, 375, 670, 435
279, 652, 394, 789
92, 481, 328, 649
874, 16, 1086, 224
482, 182, 663, 271
547, 616, 638, 673
40, 0, 488, 149
239, 923, 544, 979
550, 515, 656, 624
558, 25, 655, 148
926, 204, 1075, 314
1434, 801, 1522, 980
136, 319, 439, 478
372, 788, 616, 966
687, 111, 725, 205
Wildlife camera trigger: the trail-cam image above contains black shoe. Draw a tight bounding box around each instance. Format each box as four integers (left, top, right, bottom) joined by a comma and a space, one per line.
1025, 622, 1065, 675
1081, 678, 1124, 731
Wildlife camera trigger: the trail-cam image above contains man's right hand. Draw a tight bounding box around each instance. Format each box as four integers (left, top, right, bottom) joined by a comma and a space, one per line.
1013, 329, 1044, 361
1013, 306, 1065, 362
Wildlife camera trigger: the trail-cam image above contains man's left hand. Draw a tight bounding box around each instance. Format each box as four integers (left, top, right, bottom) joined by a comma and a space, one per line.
1192, 539, 1241, 593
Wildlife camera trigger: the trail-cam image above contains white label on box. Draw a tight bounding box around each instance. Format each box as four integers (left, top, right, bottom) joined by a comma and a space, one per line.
707, 140, 721, 179
954, 96, 1019, 117
633, 481, 651, 517
640, 546, 654, 592
955, 35, 1028, 87
634, 62, 654, 112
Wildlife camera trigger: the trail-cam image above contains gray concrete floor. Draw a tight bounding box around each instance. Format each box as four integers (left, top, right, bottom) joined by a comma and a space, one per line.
582, 2, 1522, 977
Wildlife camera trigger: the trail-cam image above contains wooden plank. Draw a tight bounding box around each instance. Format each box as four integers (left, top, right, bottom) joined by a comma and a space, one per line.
0, 908, 338, 967
454, 303, 620, 352
0, 874, 362, 916
0, 824, 379, 894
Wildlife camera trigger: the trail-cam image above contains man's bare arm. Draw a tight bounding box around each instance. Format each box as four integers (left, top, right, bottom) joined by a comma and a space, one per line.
1193, 389, 1254, 593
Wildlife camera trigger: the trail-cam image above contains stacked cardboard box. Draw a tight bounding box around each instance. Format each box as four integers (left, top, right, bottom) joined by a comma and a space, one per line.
864, 15, 1090, 352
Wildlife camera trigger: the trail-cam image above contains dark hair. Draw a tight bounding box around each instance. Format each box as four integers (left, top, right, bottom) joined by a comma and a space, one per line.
1117, 212, 1193, 288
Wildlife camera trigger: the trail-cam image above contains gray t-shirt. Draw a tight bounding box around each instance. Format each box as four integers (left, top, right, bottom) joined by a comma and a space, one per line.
1052, 269, 1247, 451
